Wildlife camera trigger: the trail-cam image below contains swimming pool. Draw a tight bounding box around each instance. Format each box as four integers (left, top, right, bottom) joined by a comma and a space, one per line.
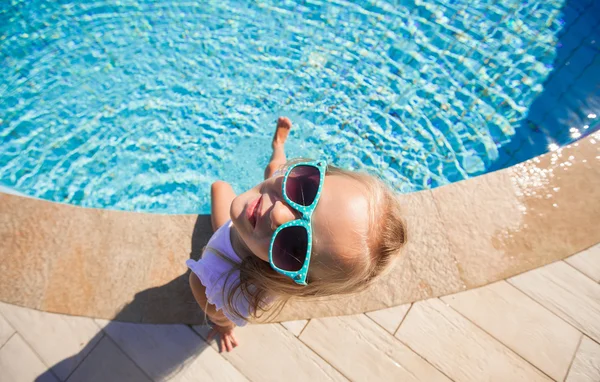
1, 0, 598, 214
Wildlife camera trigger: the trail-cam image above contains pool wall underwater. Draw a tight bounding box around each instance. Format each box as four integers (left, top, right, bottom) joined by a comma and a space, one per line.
1, 132, 598, 323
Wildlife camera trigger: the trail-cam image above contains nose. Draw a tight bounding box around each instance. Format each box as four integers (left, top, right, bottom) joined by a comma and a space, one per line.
270, 200, 298, 231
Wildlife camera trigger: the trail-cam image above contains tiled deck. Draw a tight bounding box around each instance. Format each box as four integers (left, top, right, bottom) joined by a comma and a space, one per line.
1, 245, 599, 382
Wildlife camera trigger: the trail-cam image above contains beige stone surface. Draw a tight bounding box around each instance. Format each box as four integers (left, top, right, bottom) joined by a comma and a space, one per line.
95, 319, 213, 381
193, 323, 347, 382
0, 191, 208, 324
67, 336, 151, 382
385, 190, 465, 298
566, 244, 600, 283
396, 299, 551, 382
300, 314, 450, 381
168, 349, 249, 382
0, 334, 58, 382
0, 301, 103, 381
442, 281, 581, 381
509, 261, 600, 343
566, 336, 600, 382
0, 312, 14, 348
280, 320, 309, 336
0, 133, 598, 323
2, 254, 600, 382
431, 136, 600, 289
365, 303, 411, 334
0, 197, 54, 310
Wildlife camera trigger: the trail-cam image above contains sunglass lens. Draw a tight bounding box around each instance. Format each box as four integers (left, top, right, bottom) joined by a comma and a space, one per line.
272, 226, 308, 272
285, 165, 320, 207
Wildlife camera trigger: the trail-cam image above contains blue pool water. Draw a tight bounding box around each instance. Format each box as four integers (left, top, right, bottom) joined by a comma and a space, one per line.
1, 0, 599, 214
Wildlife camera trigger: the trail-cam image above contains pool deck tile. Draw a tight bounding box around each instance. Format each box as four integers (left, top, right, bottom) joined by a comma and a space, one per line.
166, 344, 249, 382
0, 302, 102, 381
396, 298, 552, 382
66, 336, 151, 382
365, 303, 411, 334
565, 243, 600, 283
0, 333, 59, 382
0, 311, 14, 349
193, 323, 347, 382
280, 319, 309, 337
300, 314, 451, 381
95, 319, 210, 381
566, 336, 600, 382
442, 281, 581, 381
509, 261, 600, 343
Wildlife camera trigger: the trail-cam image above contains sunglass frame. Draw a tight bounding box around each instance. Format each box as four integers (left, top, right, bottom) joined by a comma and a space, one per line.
268, 159, 327, 285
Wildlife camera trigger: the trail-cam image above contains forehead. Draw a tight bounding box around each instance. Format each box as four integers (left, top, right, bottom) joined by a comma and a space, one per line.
310, 174, 371, 265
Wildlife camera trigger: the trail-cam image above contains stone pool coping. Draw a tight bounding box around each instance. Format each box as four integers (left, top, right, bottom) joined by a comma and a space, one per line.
1, 132, 599, 324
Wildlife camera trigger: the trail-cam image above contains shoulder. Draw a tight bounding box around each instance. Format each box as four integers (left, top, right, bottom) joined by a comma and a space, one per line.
186, 249, 238, 281
204, 221, 242, 263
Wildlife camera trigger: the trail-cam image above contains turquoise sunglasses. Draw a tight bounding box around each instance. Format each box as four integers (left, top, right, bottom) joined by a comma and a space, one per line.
268, 159, 327, 285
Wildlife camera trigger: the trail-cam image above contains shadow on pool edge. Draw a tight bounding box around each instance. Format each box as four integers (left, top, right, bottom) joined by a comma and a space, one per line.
35, 214, 214, 381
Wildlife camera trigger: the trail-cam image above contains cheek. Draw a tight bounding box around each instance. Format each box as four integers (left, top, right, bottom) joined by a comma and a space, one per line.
230, 183, 265, 218
230, 190, 256, 223
229, 195, 244, 220
243, 235, 270, 263
254, 250, 270, 263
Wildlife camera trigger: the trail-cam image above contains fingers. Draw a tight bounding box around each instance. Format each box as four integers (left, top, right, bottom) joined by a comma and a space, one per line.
220, 334, 238, 352
206, 328, 238, 353
230, 333, 239, 348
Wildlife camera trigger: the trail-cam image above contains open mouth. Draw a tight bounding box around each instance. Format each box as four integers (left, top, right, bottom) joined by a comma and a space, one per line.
246, 196, 262, 229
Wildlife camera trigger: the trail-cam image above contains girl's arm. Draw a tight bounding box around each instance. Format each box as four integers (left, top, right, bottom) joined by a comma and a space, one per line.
189, 272, 239, 351
189, 272, 233, 327
210, 181, 236, 231
198, 180, 238, 351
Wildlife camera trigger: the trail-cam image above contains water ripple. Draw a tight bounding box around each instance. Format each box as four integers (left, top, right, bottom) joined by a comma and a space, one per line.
0, 0, 565, 213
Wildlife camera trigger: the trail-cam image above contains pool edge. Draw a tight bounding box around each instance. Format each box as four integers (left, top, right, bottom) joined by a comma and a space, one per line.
1, 133, 599, 323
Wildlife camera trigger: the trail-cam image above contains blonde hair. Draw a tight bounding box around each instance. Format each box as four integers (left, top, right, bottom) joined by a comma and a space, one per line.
215, 161, 407, 322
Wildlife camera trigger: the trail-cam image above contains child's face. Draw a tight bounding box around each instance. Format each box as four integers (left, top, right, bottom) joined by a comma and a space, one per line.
230, 174, 371, 275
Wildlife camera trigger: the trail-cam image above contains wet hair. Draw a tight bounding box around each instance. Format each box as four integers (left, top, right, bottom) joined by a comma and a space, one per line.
212, 160, 407, 322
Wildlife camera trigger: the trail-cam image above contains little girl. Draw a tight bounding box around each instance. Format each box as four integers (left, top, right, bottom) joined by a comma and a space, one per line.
188, 117, 406, 352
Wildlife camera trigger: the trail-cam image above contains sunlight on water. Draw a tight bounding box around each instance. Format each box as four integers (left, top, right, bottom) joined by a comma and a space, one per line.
0, 0, 571, 213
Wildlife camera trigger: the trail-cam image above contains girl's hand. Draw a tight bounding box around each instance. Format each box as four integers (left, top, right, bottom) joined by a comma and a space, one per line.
207, 323, 239, 352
